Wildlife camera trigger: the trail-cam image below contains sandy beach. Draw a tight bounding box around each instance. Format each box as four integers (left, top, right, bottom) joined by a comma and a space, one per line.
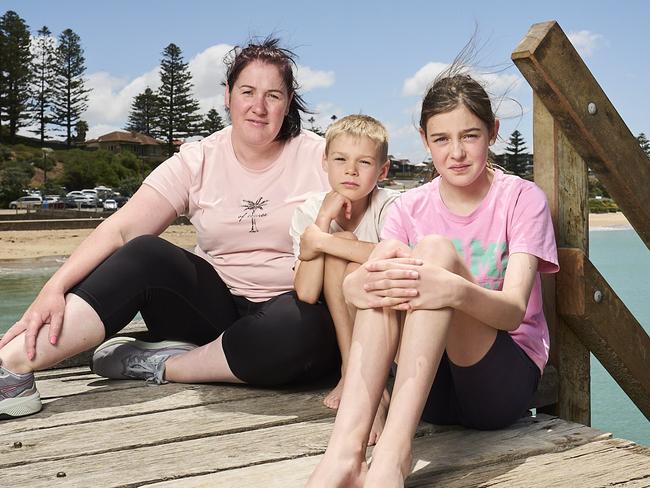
0, 213, 632, 261
0, 225, 197, 261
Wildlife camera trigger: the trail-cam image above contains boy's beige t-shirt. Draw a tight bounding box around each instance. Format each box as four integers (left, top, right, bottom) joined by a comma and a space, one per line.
144, 126, 328, 301
289, 187, 401, 259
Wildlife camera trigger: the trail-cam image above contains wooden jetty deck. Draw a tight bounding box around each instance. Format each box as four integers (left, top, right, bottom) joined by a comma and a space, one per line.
1, 360, 649, 487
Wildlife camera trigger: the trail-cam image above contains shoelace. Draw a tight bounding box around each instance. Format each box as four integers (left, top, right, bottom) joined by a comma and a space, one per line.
124, 354, 167, 383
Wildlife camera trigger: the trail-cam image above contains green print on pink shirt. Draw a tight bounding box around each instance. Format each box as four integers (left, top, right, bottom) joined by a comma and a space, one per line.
451, 239, 509, 290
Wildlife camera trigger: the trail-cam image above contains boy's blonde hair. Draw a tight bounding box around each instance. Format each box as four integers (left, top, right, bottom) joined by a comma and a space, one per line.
324, 114, 389, 162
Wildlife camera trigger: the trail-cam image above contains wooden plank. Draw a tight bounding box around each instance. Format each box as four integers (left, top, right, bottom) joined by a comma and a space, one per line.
143, 415, 609, 488
513, 21, 650, 248
558, 248, 650, 420
0, 420, 336, 488
0, 380, 273, 435
407, 438, 650, 487
0, 390, 335, 467
532, 94, 590, 424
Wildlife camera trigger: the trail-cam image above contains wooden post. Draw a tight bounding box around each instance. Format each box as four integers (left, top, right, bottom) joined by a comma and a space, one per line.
512, 20, 650, 249
533, 95, 591, 425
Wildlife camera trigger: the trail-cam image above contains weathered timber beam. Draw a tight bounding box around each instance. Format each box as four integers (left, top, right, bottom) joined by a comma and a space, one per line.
513, 21, 650, 249
557, 248, 650, 420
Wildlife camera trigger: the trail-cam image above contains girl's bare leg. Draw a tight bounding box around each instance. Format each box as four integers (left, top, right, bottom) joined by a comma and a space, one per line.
364, 235, 497, 488
0, 293, 105, 373
306, 306, 400, 488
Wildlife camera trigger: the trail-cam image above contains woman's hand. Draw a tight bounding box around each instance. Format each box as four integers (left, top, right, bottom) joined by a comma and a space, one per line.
0, 285, 66, 360
299, 224, 326, 261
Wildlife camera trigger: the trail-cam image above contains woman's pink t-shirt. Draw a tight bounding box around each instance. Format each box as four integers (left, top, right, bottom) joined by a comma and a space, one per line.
144, 126, 328, 301
381, 169, 559, 373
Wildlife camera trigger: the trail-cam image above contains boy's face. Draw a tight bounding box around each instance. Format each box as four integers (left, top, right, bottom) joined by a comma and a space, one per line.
322, 135, 389, 202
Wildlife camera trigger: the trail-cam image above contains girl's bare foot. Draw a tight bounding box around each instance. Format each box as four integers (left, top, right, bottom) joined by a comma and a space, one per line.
368, 388, 390, 446
364, 447, 412, 488
306, 451, 368, 488
323, 376, 345, 409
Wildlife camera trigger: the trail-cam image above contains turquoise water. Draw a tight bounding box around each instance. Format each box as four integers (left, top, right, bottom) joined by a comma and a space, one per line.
589, 229, 650, 446
0, 230, 648, 444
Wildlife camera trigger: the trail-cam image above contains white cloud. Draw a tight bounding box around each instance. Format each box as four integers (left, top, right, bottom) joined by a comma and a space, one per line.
568, 30, 603, 57
296, 65, 335, 92
403, 62, 522, 100
85, 68, 160, 129
402, 62, 449, 97
187, 43, 232, 112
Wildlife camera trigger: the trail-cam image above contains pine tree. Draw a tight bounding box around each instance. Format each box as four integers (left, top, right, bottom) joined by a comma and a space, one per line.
504, 130, 530, 178
0, 11, 32, 143
52, 29, 90, 147
125, 87, 159, 136
157, 43, 201, 155
74, 120, 88, 143
200, 108, 224, 136
637, 132, 650, 158
30, 26, 57, 143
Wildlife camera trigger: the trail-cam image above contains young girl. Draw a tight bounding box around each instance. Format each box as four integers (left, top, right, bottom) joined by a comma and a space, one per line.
307, 68, 559, 488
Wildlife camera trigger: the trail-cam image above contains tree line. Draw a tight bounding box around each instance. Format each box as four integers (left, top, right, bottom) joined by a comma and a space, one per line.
0, 11, 89, 147
0, 9, 224, 156
125, 43, 224, 156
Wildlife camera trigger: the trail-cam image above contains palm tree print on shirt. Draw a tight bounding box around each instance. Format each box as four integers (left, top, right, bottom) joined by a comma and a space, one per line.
238, 197, 269, 233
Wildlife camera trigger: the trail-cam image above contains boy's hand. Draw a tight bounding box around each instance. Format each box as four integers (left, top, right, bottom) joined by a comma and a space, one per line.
315, 191, 352, 230
299, 224, 326, 261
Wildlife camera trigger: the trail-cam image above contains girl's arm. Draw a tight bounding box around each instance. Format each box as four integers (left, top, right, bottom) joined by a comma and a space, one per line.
369, 252, 538, 331
0, 185, 178, 357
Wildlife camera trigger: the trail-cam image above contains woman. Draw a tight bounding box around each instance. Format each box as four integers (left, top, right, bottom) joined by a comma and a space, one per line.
0, 38, 339, 419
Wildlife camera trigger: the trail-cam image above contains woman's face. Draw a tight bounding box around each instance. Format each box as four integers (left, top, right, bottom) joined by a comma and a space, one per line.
420, 104, 498, 189
226, 60, 291, 148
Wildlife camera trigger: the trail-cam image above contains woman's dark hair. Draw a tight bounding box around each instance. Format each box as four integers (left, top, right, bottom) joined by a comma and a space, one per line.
223, 36, 308, 141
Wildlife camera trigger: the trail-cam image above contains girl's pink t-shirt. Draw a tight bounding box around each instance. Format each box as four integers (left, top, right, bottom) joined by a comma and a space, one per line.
144, 126, 328, 301
381, 169, 559, 373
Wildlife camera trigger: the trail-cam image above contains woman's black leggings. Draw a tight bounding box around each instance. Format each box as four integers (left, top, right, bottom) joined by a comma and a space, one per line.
70, 235, 340, 386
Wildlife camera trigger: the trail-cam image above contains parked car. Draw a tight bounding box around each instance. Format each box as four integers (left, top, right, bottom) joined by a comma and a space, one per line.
9, 195, 43, 209
103, 199, 118, 211
64, 196, 96, 208
42, 195, 65, 209
111, 195, 130, 208
66, 191, 85, 199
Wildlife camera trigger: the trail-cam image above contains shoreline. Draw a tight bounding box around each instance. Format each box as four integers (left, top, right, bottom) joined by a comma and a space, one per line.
0, 213, 632, 262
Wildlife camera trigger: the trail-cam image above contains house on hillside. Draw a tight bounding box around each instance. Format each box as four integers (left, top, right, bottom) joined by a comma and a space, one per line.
85, 131, 165, 162
388, 154, 431, 178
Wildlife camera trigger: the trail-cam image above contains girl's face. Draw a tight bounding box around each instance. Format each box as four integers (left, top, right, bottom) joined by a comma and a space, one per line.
420, 104, 498, 189
225, 60, 291, 148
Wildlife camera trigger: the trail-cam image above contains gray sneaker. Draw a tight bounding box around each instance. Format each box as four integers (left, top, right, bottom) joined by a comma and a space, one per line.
91, 337, 197, 384
0, 364, 42, 419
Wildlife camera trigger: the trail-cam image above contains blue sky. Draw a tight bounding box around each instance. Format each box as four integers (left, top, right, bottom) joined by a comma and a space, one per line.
3, 0, 649, 162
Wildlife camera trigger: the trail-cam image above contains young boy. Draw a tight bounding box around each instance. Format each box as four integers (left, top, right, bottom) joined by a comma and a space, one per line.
289, 115, 399, 425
